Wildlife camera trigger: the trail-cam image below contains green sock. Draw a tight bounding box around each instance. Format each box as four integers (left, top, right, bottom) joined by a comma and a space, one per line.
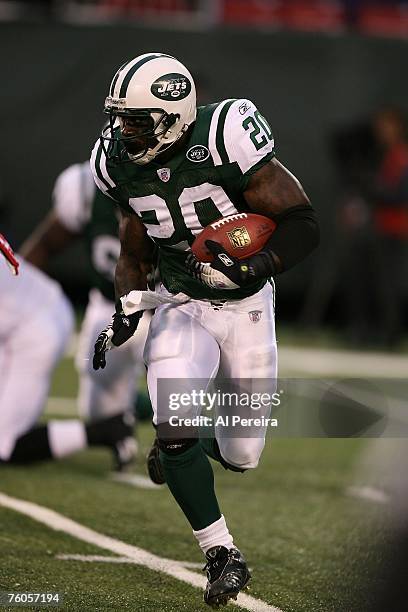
199, 436, 219, 462
160, 443, 221, 531
200, 437, 246, 473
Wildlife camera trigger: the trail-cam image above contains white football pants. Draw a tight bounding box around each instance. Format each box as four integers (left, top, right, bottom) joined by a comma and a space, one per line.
0, 260, 74, 460
144, 282, 277, 470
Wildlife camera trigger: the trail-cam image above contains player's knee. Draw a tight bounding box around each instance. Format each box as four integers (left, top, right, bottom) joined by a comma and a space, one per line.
157, 436, 198, 456
157, 420, 199, 456
218, 439, 265, 470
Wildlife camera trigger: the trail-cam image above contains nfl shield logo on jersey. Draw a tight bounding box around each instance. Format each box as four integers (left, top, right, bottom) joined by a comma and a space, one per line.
248, 310, 262, 323
157, 168, 171, 182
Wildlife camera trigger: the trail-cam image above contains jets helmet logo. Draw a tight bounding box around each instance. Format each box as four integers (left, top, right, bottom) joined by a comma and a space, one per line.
151, 73, 192, 100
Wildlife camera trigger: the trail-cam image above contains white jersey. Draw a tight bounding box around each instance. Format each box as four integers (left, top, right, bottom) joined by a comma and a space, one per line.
0, 257, 68, 333
0, 258, 74, 460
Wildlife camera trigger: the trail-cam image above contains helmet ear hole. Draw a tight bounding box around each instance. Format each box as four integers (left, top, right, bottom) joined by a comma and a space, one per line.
163, 113, 180, 128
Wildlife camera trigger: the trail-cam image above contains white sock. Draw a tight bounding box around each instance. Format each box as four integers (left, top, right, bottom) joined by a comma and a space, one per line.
193, 515, 234, 554
48, 420, 87, 458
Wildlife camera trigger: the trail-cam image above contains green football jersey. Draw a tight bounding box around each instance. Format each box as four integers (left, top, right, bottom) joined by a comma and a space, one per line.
91, 98, 275, 300
53, 162, 120, 302
84, 188, 120, 302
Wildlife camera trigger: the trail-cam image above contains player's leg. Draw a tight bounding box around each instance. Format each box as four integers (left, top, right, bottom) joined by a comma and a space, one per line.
146, 301, 252, 606
75, 291, 149, 468
145, 303, 233, 535
76, 290, 146, 420
0, 291, 135, 466
198, 285, 277, 604
216, 282, 278, 471
0, 291, 76, 462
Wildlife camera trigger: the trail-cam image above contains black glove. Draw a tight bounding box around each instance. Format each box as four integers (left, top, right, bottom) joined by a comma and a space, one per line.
93, 306, 142, 370
186, 240, 276, 290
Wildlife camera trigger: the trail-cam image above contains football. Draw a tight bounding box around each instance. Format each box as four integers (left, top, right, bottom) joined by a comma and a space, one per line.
191, 213, 277, 262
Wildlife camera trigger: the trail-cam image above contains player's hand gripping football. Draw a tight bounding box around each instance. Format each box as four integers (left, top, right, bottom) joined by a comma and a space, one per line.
0, 232, 19, 275
186, 240, 252, 290
93, 305, 142, 370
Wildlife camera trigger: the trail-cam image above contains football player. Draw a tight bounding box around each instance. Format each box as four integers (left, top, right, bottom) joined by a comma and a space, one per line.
0, 253, 135, 468
20, 162, 151, 443
90, 53, 319, 606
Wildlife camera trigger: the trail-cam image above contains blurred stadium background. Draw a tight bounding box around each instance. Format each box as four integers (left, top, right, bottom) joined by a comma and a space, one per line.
1, 3, 408, 611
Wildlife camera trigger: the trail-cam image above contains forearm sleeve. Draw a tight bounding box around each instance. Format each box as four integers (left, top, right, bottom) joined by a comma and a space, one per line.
249, 205, 320, 277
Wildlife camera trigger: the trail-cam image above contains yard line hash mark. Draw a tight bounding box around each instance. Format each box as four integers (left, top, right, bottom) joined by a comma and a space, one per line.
109, 472, 162, 490
346, 486, 390, 504
58, 554, 250, 572
57, 553, 204, 570
0, 492, 283, 612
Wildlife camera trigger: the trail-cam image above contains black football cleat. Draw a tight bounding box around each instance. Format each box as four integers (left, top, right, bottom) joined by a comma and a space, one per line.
146, 435, 166, 485
203, 546, 251, 607
112, 435, 138, 472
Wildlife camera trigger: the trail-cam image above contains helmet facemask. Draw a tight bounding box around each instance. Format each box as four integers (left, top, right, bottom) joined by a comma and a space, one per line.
101, 106, 183, 165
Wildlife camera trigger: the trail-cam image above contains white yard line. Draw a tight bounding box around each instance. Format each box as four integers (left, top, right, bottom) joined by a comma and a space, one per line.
0, 492, 283, 612
279, 346, 408, 378
67, 331, 408, 378
58, 554, 246, 572
109, 472, 162, 490
346, 486, 390, 504
58, 553, 138, 564
57, 553, 204, 570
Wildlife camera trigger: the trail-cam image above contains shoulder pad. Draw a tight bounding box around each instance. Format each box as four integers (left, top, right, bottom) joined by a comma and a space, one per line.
208, 98, 274, 173
90, 138, 117, 200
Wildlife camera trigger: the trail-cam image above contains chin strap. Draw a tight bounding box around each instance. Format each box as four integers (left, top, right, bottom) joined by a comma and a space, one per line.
132, 118, 186, 165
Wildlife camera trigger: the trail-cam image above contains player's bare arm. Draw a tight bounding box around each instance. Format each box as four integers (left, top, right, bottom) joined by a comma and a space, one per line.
115, 208, 155, 298
20, 211, 79, 269
244, 158, 310, 217
243, 158, 317, 273
93, 208, 155, 371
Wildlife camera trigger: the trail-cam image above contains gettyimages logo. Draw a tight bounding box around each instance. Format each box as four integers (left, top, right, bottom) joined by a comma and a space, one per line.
156, 379, 283, 439
157, 377, 408, 439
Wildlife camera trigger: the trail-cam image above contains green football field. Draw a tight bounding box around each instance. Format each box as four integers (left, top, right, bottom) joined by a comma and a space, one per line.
0, 351, 395, 612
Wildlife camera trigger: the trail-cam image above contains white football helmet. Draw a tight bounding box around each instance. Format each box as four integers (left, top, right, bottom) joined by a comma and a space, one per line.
102, 52, 197, 165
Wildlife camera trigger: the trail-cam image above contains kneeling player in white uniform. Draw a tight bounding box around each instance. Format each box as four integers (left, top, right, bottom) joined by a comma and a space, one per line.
0, 245, 135, 467
20, 162, 151, 440
90, 54, 319, 605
